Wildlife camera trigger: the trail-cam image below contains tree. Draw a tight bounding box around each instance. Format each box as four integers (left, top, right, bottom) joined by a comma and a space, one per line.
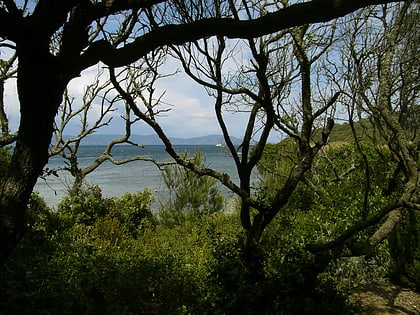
0, 146, 11, 180
0, 38, 17, 146
0, 0, 410, 263
119, 1, 418, 275
49, 48, 173, 196
163, 6, 339, 264
159, 150, 224, 227
306, 2, 419, 254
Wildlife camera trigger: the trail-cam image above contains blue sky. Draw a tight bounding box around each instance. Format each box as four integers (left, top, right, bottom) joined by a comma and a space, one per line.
2, 2, 285, 144
4, 58, 282, 143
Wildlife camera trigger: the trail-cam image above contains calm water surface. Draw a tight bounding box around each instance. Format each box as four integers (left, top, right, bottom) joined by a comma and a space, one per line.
35, 145, 256, 210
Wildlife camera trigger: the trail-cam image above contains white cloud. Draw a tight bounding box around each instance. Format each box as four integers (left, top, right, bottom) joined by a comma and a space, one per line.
66, 64, 108, 97
2, 55, 279, 142
3, 77, 20, 132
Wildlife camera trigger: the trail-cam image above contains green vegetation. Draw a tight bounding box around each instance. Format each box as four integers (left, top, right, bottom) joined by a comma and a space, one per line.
257, 138, 419, 290
0, 188, 358, 314
58, 185, 155, 238
1, 2, 417, 313
1, 141, 417, 314
389, 208, 420, 290
159, 150, 225, 227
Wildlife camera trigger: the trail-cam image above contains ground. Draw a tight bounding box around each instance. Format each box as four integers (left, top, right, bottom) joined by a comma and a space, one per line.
350, 280, 419, 314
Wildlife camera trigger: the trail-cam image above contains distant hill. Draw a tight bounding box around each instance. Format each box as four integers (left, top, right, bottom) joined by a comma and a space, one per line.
313, 121, 364, 143
313, 119, 384, 144
277, 119, 375, 146
68, 134, 242, 146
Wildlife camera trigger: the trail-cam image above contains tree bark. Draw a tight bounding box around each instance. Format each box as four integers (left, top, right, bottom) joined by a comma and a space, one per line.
369, 208, 402, 245
0, 38, 68, 264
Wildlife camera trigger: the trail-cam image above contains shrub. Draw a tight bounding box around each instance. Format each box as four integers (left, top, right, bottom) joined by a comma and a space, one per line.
0, 193, 66, 314
389, 208, 420, 290
57, 185, 155, 233
112, 189, 155, 237
57, 184, 113, 226
1, 193, 364, 314
159, 150, 225, 227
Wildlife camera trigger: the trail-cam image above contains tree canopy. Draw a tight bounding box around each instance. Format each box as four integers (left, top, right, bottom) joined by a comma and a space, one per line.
0, 0, 417, 267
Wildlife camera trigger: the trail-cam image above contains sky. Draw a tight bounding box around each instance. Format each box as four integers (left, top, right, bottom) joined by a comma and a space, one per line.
1, 1, 288, 144
3, 56, 282, 144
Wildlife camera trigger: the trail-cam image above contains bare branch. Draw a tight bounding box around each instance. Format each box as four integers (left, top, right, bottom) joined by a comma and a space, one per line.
79, 0, 406, 70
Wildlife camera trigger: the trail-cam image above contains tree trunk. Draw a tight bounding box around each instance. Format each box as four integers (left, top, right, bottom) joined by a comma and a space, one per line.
0, 39, 68, 264
242, 149, 316, 277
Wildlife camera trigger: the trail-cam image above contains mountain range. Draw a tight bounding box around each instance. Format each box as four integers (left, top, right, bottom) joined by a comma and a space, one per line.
75, 134, 242, 146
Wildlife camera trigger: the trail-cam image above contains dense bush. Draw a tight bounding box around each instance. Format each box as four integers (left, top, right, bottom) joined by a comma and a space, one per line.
58, 184, 113, 226
0, 193, 64, 314
0, 191, 224, 314
1, 140, 414, 314
0, 185, 360, 314
58, 185, 155, 235
112, 189, 156, 237
256, 141, 401, 290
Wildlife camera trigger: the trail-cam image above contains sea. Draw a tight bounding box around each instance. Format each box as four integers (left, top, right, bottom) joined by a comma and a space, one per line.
34, 145, 257, 211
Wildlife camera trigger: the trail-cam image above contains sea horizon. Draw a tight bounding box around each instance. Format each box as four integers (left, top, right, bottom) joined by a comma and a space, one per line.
35, 144, 255, 211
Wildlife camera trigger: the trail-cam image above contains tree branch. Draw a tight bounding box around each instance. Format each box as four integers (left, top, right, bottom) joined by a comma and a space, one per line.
306, 200, 405, 253
79, 0, 406, 69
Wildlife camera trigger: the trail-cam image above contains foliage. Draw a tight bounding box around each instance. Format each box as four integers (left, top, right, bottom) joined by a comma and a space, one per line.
0, 187, 362, 314
258, 138, 393, 208
256, 139, 402, 287
58, 184, 113, 226
0, 194, 64, 314
25, 193, 63, 242
0, 193, 220, 314
159, 150, 225, 227
0, 136, 408, 314
1, 138, 402, 314
256, 139, 299, 204
388, 208, 420, 290
112, 190, 156, 237
58, 184, 155, 236
258, 139, 395, 231
313, 119, 376, 144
